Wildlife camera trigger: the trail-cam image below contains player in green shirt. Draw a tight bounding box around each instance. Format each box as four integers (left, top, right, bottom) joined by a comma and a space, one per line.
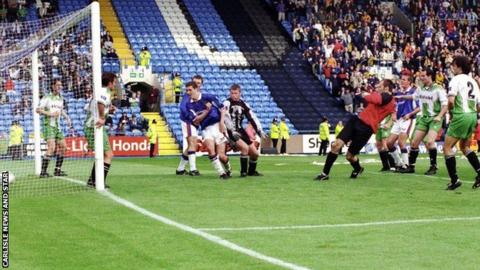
398, 69, 448, 175
376, 113, 396, 171
36, 79, 72, 178
443, 56, 480, 190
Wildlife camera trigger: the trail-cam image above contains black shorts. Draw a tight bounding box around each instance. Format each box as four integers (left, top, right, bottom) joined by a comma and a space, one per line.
229, 129, 253, 145
337, 116, 373, 155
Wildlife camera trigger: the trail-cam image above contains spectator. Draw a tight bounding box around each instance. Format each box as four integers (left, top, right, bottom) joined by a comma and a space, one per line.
117, 113, 129, 135
5, 78, 14, 91
105, 48, 118, 58
269, 118, 280, 151
319, 117, 330, 156
138, 114, 149, 133
17, 4, 26, 21
105, 114, 114, 132
0, 4, 7, 22
139, 46, 151, 67
128, 115, 143, 136
111, 93, 121, 108
147, 119, 157, 157
129, 91, 139, 108
279, 117, 290, 155
331, 73, 342, 97
277, 1, 285, 22
172, 73, 183, 103
120, 93, 130, 108
148, 88, 159, 112
20, 96, 30, 115
341, 88, 354, 113
8, 120, 23, 160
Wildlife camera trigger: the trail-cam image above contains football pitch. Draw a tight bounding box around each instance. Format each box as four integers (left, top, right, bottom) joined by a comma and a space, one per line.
9, 155, 480, 269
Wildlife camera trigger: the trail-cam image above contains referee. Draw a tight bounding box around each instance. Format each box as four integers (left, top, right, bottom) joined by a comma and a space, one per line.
315, 79, 396, 180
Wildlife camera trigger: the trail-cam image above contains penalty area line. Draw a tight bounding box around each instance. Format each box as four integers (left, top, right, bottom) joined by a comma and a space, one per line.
57, 176, 310, 270
198, 216, 480, 232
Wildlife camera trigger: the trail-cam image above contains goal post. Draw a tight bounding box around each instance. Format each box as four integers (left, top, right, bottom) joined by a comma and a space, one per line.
91, 1, 105, 191
0, 2, 106, 195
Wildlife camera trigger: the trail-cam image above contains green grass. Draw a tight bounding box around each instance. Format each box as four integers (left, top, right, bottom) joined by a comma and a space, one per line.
9, 155, 480, 269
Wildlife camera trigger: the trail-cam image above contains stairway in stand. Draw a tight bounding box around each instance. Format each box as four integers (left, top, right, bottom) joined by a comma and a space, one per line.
142, 113, 180, 155
99, 0, 135, 65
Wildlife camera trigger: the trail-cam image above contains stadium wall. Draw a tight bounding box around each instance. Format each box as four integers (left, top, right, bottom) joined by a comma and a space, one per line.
261, 135, 478, 155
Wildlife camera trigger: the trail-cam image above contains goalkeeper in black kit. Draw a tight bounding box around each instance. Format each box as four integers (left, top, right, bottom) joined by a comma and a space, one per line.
223, 84, 265, 177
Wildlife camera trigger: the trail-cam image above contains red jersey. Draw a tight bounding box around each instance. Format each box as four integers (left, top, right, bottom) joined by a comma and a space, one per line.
475, 124, 480, 141
359, 92, 396, 133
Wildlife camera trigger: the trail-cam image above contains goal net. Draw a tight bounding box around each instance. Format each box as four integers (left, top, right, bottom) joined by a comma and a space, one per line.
0, 2, 106, 197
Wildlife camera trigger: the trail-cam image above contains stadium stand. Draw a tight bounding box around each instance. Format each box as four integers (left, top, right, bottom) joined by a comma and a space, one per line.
272, 0, 479, 114
111, 0, 297, 146
211, 0, 349, 132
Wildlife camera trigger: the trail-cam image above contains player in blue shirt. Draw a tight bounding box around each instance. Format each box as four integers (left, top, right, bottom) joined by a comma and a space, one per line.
176, 75, 204, 176
184, 81, 231, 179
387, 72, 420, 170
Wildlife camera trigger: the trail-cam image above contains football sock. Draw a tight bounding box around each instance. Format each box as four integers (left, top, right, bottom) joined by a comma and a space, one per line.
248, 159, 257, 175
104, 162, 111, 181
41, 155, 52, 174
188, 151, 197, 171
379, 151, 390, 169
322, 152, 338, 175
177, 154, 188, 171
466, 151, 480, 175
401, 148, 409, 166
409, 148, 419, 168
55, 155, 64, 172
429, 148, 437, 167
209, 155, 225, 175
240, 155, 248, 174
445, 155, 458, 183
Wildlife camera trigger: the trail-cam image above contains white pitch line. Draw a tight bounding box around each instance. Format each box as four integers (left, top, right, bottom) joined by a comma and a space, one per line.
367, 171, 475, 184
56, 176, 86, 186
198, 216, 480, 232
103, 191, 311, 270
58, 176, 310, 270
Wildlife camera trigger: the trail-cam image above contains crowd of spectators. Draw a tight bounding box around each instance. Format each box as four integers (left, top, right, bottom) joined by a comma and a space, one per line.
1, 3, 120, 120
274, 0, 480, 114
111, 113, 148, 136
0, 0, 59, 22
104, 88, 153, 136
101, 28, 118, 59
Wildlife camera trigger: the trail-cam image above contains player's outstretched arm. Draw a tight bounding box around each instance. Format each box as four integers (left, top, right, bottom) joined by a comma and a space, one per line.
403, 107, 420, 120
394, 94, 414, 100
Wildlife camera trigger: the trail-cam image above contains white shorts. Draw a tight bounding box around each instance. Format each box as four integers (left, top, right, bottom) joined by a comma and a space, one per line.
182, 121, 198, 151
202, 123, 227, 145
181, 121, 198, 138
391, 118, 415, 136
